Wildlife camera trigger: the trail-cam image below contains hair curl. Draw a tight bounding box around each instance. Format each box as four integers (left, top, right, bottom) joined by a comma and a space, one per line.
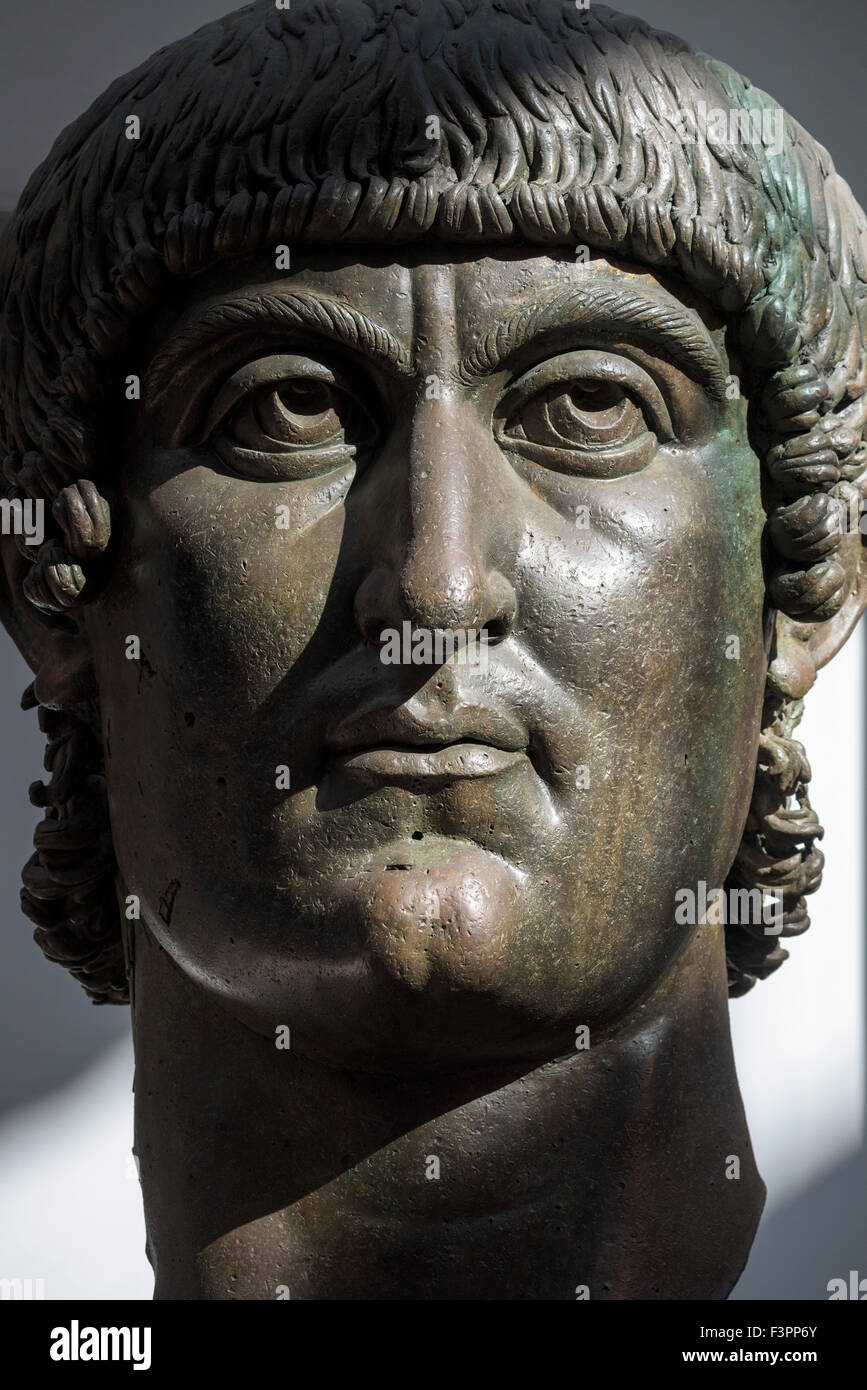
1, 0, 865, 1001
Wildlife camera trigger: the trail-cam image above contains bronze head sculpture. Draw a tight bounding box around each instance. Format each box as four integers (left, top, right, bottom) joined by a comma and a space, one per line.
1, 0, 865, 1298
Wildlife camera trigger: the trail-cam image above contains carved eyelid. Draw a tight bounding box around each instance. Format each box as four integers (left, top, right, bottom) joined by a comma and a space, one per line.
497, 347, 675, 439
497, 350, 675, 443
196, 354, 349, 446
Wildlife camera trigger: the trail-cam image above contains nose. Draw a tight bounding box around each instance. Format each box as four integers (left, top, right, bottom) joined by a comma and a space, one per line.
354, 390, 517, 646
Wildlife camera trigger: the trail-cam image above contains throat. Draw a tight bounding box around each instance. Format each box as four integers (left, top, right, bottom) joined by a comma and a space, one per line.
130, 922, 764, 1300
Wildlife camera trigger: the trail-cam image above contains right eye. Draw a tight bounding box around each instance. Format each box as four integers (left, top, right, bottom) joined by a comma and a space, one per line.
204, 355, 378, 481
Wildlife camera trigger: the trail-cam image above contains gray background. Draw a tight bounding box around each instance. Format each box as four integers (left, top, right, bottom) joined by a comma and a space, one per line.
0, 0, 864, 1298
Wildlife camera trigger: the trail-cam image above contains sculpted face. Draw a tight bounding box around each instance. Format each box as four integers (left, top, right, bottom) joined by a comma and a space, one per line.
86, 246, 767, 1072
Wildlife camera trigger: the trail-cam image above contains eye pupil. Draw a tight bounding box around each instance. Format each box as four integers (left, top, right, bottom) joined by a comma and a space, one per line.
278, 379, 332, 414
568, 382, 621, 412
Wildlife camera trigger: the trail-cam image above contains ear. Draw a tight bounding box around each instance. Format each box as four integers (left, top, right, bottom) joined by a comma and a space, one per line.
0, 534, 96, 708
769, 527, 867, 699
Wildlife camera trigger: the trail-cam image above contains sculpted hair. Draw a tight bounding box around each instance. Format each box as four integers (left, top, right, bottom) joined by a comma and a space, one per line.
0, 0, 865, 1000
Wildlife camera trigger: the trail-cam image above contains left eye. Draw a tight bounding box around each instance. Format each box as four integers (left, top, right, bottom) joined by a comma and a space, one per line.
495, 350, 674, 478
512, 379, 645, 449
203, 355, 376, 481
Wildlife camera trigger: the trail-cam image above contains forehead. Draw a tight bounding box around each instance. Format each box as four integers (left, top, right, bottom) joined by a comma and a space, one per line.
151, 246, 723, 359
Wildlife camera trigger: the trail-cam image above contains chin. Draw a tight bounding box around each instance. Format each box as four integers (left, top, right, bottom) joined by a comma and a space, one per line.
145, 833, 679, 1073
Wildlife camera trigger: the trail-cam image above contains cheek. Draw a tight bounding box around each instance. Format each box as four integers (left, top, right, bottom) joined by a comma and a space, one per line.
85, 460, 350, 902
116, 455, 350, 696
507, 441, 767, 996
515, 439, 765, 744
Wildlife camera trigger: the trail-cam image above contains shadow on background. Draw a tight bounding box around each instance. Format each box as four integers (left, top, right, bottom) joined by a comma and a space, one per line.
733, 1149, 867, 1299
0, 631, 129, 1117
733, 617, 867, 1298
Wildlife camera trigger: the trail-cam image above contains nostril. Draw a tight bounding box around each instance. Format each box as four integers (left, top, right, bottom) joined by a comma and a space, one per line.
484, 570, 517, 643
484, 615, 510, 645
354, 568, 401, 647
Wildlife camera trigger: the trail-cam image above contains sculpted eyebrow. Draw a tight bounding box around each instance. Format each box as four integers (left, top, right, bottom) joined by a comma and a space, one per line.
145, 291, 413, 403
457, 283, 729, 398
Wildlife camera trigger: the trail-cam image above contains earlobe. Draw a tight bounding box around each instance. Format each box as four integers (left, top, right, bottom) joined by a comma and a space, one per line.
769, 533, 867, 699
0, 535, 96, 709
807, 541, 867, 671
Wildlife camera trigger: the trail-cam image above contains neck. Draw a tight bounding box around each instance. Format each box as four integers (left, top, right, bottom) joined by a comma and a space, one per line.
131, 921, 763, 1299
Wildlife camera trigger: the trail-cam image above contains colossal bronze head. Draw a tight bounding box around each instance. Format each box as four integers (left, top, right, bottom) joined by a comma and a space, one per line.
1, 0, 865, 1298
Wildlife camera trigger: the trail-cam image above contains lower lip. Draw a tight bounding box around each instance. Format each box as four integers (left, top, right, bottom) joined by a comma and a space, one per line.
328, 743, 527, 785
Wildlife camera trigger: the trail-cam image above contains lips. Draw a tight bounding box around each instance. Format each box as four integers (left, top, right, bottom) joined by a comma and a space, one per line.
330, 741, 526, 786
325, 703, 529, 786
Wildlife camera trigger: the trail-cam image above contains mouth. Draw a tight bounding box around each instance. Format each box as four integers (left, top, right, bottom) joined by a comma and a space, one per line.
328, 739, 527, 787
324, 699, 530, 789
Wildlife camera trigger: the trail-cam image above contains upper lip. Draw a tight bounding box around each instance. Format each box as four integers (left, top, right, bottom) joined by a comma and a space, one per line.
325, 703, 528, 756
